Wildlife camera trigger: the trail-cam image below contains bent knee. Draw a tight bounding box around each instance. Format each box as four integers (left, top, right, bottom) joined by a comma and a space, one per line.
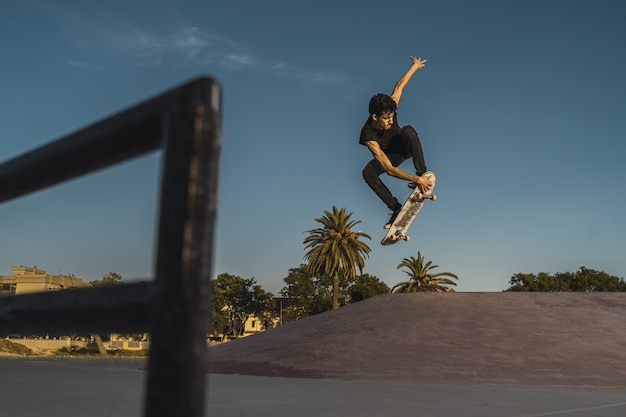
362, 167, 375, 181
402, 125, 418, 136
362, 166, 380, 182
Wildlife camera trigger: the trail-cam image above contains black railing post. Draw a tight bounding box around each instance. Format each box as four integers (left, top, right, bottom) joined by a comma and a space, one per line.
144, 81, 221, 417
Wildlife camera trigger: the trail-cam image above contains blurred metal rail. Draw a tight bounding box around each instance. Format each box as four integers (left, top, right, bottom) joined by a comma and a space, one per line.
0, 77, 222, 417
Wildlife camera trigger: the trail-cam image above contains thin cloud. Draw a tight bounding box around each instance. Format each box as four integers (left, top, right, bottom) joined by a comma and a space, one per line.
221, 53, 255, 68
175, 26, 209, 49
71, 23, 348, 85
67, 59, 89, 69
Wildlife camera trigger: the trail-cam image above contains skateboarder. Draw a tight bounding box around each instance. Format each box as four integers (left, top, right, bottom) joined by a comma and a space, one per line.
359, 55, 432, 228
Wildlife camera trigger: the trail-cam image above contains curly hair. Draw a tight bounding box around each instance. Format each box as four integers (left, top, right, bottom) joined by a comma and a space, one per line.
368, 93, 397, 116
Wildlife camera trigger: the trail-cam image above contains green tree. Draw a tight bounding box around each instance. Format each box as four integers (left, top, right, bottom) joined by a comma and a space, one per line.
303, 206, 371, 310
211, 273, 274, 336
347, 273, 390, 302
89, 272, 124, 355
507, 272, 570, 291
279, 265, 335, 321
209, 276, 228, 336
506, 267, 626, 292
90, 272, 123, 286
392, 251, 458, 293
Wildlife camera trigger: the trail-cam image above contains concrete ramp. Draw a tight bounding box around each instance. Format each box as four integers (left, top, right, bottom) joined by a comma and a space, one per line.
208, 292, 626, 387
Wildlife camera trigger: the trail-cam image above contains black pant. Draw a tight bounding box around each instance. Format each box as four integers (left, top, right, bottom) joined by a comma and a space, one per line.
362, 125, 427, 211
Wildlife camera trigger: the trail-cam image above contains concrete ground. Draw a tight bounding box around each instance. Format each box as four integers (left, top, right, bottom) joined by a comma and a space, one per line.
2, 292, 626, 416
1, 358, 626, 417
209, 292, 626, 387
209, 374, 626, 417
208, 292, 626, 416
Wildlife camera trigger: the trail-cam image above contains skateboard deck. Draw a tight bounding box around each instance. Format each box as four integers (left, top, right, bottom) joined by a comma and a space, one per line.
381, 171, 436, 245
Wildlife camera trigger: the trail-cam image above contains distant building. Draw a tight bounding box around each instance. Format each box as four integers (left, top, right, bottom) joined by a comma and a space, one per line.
0, 265, 89, 295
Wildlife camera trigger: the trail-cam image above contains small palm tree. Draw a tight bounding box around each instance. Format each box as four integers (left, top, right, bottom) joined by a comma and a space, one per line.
392, 251, 458, 293
304, 206, 371, 309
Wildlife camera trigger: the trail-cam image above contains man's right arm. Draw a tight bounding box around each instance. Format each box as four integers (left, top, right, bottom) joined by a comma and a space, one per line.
366, 141, 417, 182
366, 141, 433, 192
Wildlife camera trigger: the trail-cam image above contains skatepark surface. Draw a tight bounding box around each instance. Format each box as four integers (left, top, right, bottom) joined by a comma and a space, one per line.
209, 292, 626, 387
2, 292, 626, 416
204, 292, 626, 416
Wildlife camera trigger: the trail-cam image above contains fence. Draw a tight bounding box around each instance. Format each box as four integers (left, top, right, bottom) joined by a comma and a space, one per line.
0, 77, 222, 417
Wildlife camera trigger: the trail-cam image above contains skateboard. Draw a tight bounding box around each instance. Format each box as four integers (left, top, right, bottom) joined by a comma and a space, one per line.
381, 171, 436, 245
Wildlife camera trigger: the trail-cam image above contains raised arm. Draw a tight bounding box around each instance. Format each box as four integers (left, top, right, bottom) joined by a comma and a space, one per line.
390, 56, 427, 105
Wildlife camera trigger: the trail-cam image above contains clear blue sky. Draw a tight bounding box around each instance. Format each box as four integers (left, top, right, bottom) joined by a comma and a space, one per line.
2, 0, 625, 293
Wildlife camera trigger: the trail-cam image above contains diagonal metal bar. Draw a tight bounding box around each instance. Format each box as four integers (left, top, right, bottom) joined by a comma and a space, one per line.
0, 77, 215, 204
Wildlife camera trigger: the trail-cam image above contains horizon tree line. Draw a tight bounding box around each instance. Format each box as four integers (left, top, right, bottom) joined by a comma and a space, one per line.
92, 206, 625, 331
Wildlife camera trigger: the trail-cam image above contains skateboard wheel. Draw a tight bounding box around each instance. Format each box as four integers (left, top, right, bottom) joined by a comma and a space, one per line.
404, 236, 410, 242
431, 194, 437, 201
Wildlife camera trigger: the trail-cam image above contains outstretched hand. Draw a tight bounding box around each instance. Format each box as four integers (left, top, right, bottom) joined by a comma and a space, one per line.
410, 56, 427, 70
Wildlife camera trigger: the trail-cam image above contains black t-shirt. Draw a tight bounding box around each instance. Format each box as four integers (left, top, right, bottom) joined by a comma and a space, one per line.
359, 115, 403, 153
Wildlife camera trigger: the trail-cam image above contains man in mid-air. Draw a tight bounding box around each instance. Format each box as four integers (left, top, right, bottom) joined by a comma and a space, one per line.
359, 55, 432, 228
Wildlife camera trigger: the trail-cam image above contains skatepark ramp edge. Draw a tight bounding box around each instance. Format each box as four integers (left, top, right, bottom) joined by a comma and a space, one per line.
209, 292, 626, 387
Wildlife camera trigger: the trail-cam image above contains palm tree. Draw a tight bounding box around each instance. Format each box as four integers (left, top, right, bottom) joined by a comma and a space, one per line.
392, 251, 458, 293
303, 206, 371, 309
